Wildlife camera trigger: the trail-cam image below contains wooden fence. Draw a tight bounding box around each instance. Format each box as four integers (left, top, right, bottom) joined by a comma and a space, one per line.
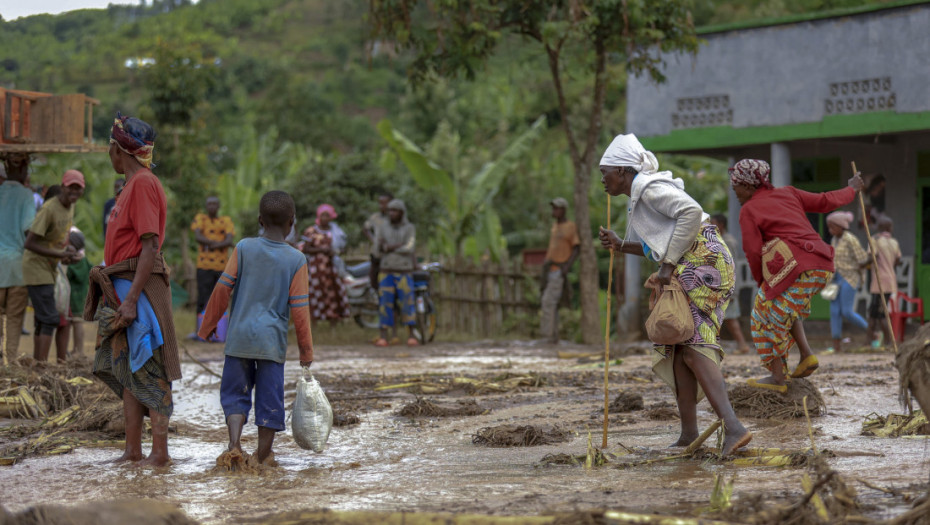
431, 257, 542, 338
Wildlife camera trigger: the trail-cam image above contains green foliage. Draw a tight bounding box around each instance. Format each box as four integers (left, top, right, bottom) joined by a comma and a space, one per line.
369, 0, 700, 86
378, 115, 546, 261
286, 149, 442, 249
214, 128, 310, 237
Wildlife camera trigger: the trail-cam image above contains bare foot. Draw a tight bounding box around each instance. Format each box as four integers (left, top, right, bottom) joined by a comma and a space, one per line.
721, 427, 752, 456
670, 433, 699, 447
111, 451, 144, 463
133, 453, 172, 468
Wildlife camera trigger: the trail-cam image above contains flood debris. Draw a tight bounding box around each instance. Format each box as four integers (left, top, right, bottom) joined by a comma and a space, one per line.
256, 510, 574, 524
1, 499, 198, 525
643, 401, 679, 420
212, 448, 279, 474
895, 323, 930, 414
861, 410, 930, 437
0, 360, 124, 462
374, 373, 547, 396
396, 398, 485, 418
472, 425, 570, 447
333, 412, 361, 427
729, 378, 826, 419
608, 391, 644, 413
713, 455, 864, 524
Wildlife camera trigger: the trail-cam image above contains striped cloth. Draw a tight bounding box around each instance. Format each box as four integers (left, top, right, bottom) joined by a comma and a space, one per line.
751, 269, 832, 373
84, 254, 180, 381
93, 304, 173, 417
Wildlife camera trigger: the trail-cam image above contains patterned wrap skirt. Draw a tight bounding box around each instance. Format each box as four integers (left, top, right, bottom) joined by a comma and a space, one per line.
652, 222, 735, 400
93, 305, 174, 418
751, 269, 832, 373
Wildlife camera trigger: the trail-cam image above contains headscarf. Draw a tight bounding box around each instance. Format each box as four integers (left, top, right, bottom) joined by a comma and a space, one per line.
728, 159, 773, 189
826, 210, 854, 230
315, 203, 337, 226
599, 133, 660, 174
110, 112, 156, 169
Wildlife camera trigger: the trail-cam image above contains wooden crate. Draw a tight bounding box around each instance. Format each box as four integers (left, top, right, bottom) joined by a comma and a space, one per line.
0, 88, 103, 153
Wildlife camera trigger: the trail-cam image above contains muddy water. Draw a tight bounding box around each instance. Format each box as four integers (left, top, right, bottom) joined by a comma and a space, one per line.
2, 343, 929, 523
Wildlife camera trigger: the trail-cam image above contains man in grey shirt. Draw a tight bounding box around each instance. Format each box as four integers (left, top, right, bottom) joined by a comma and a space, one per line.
373, 199, 417, 347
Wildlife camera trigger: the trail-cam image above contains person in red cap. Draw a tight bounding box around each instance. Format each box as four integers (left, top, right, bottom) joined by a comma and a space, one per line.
22, 169, 84, 363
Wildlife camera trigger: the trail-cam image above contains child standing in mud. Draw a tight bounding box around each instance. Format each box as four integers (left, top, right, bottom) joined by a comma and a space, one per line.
199, 191, 314, 467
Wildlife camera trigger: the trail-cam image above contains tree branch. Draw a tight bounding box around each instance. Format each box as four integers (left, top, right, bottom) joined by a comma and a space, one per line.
545, 43, 580, 167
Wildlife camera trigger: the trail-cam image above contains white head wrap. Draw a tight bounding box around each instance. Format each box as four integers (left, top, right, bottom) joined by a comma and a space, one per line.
599, 133, 660, 175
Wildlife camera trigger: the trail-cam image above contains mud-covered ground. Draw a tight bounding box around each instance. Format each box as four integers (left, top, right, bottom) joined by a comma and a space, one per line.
2, 333, 929, 524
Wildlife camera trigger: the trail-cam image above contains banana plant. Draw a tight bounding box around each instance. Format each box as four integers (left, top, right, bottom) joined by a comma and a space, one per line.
214, 128, 310, 232
377, 115, 545, 261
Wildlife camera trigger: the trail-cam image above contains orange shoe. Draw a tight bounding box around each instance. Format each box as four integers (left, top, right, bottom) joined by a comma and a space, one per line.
406, 337, 420, 347
374, 338, 389, 347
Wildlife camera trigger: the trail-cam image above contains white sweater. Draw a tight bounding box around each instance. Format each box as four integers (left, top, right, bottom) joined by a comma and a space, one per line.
624, 172, 706, 264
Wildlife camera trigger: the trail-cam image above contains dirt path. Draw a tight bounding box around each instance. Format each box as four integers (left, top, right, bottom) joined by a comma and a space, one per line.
1, 339, 928, 523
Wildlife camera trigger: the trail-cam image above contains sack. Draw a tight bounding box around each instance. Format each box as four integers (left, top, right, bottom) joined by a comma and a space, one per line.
760, 238, 798, 289
645, 277, 694, 345
292, 372, 333, 452
54, 264, 71, 315
820, 282, 840, 301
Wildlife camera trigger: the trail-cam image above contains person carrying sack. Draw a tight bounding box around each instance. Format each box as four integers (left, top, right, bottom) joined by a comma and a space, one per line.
598, 133, 751, 457
730, 159, 863, 392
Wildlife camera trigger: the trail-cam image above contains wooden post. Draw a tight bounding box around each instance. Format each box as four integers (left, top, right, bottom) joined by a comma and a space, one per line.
852, 161, 898, 354
603, 195, 614, 449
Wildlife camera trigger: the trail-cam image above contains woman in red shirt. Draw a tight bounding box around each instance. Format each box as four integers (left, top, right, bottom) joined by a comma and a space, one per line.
731, 159, 863, 392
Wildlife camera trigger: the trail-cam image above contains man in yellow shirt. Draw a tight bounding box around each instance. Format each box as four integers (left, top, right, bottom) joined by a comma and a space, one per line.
540, 197, 580, 343
191, 196, 235, 314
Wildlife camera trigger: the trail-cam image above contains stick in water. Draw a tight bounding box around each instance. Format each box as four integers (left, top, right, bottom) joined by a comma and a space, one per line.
603, 194, 614, 449
851, 161, 898, 354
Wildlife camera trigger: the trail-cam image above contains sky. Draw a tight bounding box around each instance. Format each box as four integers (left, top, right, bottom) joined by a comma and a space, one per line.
0, 1, 138, 21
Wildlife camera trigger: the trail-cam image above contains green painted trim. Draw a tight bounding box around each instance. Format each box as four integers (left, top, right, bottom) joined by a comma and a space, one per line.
641, 111, 930, 153
697, 0, 930, 35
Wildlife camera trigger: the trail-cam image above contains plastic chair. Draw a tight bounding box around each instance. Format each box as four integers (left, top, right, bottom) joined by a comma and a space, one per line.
887, 292, 925, 343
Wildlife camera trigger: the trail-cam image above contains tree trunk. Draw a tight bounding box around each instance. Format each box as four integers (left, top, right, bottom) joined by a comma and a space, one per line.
573, 164, 601, 344
545, 39, 606, 345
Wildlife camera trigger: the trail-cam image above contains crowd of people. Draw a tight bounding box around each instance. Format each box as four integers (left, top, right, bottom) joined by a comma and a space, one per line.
0, 114, 909, 465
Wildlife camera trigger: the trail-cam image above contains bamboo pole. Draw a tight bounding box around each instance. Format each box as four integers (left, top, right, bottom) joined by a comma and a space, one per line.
683, 419, 722, 455
851, 161, 898, 354
603, 195, 614, 448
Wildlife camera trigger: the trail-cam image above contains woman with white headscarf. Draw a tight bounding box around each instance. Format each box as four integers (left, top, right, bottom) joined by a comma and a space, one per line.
826, 210, 870, 354
598, 133, 751, 456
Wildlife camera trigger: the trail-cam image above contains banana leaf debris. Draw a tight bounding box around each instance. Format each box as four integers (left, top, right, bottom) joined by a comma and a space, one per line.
0, 359, 123, 465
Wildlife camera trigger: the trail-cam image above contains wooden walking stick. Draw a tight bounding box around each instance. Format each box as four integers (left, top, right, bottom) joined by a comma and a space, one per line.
603, 195, 615, 448
851, 161, 898, 354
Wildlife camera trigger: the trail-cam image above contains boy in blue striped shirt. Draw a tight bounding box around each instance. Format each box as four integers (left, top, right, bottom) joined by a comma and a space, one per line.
200, 191, 313, 466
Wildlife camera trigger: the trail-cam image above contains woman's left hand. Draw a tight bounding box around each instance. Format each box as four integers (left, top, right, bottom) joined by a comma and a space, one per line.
656, 262, 675, 286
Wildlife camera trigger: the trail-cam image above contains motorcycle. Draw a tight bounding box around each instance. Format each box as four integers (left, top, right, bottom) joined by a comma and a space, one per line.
345, 261, 380, 330
344, 260, 439, 344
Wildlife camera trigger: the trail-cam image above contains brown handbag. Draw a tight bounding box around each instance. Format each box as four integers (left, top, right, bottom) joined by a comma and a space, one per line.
760, 238, 798, 289
645, 277, 694, 345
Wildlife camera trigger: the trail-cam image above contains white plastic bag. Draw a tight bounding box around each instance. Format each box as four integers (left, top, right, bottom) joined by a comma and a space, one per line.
292, 371, 333, 452
54, 264, 71, 315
